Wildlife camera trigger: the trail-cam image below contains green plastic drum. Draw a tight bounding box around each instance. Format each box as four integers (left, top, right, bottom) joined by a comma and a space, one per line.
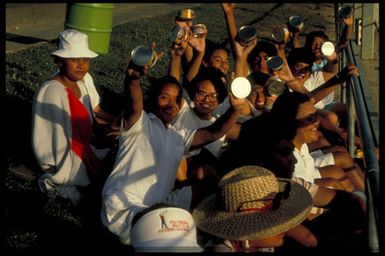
65, 3, 115, 54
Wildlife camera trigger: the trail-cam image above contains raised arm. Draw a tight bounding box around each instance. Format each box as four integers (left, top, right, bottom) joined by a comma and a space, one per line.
124, 43, 163, 130
309, 64, 359, 105
122, 64, 146, 131
168, 40, 188, 81
184, 30, 207, 82
275, 58, 310, 95
337, 14, 354, 52
221, 3, 238, 59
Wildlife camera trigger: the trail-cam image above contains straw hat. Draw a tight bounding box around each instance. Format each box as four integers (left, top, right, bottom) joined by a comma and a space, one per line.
192, 166, 312, 241
131, 206, 203, 252
51, 29, 98, 59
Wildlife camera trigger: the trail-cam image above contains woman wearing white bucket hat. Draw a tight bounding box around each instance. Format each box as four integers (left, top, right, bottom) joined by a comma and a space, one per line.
192, 165, 313, 252
32, 29, 119, 205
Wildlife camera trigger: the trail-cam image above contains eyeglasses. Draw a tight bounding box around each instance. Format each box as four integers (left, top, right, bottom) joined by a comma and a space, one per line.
195, 90, 219, 101
296, 112, 318, 127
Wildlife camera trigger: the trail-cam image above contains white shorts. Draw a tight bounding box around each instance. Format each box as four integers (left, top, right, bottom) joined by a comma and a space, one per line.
311, 150, 335, 167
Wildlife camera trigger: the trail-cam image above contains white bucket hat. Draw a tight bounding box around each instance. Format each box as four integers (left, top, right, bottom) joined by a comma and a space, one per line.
193, 166, 313, 241
51, 29, 98, 58
130, 206, 203, 252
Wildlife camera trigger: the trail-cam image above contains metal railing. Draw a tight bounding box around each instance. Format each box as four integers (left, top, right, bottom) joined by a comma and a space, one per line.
335, 4, 380, 253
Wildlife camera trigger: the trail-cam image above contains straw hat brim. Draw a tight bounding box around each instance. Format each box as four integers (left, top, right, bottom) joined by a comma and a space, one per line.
192, 178, 312, 241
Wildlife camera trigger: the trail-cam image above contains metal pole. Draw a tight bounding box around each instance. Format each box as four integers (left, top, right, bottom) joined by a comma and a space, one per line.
345, 44, 380, 253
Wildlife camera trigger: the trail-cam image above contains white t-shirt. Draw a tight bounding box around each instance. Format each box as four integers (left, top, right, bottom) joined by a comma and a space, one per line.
32, 73, 108, 203
173, 100, 225, 158
293, 143, 322, 183
304, 71, 334, 109
101, 111, 196, 245
213, 96, 262, 123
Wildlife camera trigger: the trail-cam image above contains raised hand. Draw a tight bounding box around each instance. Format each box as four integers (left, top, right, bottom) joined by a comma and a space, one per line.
221, 3, 235, 14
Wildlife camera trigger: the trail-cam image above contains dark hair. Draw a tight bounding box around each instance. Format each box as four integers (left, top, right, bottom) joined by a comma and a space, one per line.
247, 71, 271, 89
98, 90, 124, 117
247, 40, 277, 67
305, 31, 330, 49
187, 67, 228, 104
287, 47, 316, 67
203, 39, 230, 64
270, 91, 310, 138
145, 75, 182, 113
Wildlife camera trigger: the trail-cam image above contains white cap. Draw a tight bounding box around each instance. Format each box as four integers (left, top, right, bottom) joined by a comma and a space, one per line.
130, 206, 203, 252
321, 41, 335, 57
229, 77, 251, 99
51, 29, 98, 58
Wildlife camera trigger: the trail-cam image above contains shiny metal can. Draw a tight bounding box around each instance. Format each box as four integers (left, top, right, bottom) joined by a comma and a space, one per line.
237, 25, 257, 47
265, 76, 286, 97
320, 41, 335, 57
272, 27, 289, 43
266, 56, 284, 71
288, 15, 304, 32
177, 8, 196, 20
228, 77, 251, 99
131, 45, 158, 67
169, 25, 189, 45
191, 24, 207, 38
338, 5, 353, 19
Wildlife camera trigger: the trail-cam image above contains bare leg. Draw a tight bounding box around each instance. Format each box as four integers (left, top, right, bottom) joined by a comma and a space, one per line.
285, 224, 318, 247
333, 152, 365, 192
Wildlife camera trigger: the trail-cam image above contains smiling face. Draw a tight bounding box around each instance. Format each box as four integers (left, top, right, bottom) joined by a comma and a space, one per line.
61, 58, 90, 81
294, 101, 320, 146
291, 61, 311, 83
194, 80, 219, 119
205, 49, 230, 75
154, 83, 182, 125
248, 84, 266, 110
310, 36, 325, 61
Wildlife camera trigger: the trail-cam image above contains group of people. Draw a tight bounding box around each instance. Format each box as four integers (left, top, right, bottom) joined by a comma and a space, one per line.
31, 3, 367, 252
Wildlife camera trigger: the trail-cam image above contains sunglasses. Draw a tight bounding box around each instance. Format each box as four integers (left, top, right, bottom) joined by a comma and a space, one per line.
296, 112, 318, 127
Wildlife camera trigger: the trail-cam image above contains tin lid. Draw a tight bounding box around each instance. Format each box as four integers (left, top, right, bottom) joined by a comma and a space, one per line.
169, 25, 188, 44
131, 45, 156, 67
178, 9, 196, 20
265, 76, 286, 97
271, 27, 288, 43
321, 41, 335, 56
288, 15, 303, 31
338, 5, 353, 19
266, 56, 284, 71
237, 26, 257, 43
191, 24, 207, 38
229, 77, 251, 99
